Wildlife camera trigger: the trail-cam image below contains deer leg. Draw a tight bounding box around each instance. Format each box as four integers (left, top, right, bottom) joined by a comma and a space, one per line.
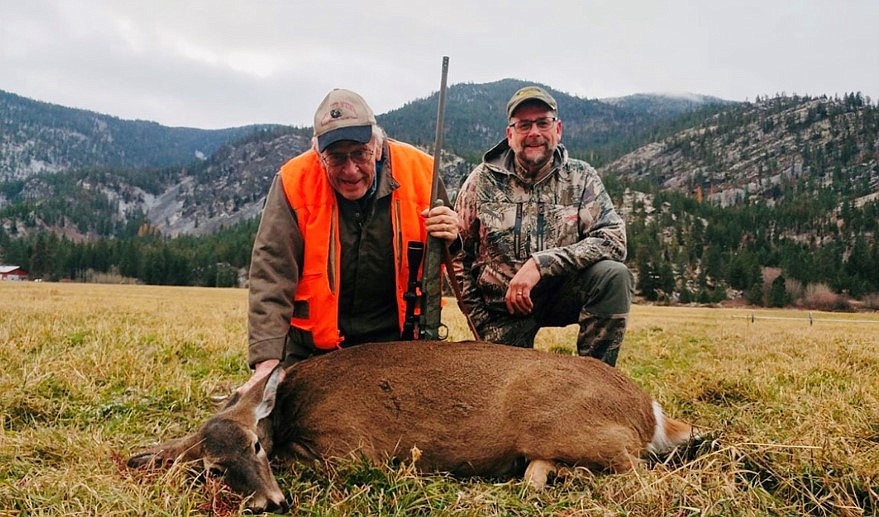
524, 459, 557, 489
607, 449, 643, 473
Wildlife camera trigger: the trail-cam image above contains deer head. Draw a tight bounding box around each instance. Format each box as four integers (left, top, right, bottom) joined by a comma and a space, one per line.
127, 367, 288, 513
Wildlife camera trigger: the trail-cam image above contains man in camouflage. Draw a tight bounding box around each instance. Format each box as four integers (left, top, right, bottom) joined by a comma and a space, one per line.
453, 86, 634, 366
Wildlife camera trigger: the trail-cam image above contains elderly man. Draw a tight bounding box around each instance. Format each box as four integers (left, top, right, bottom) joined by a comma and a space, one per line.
454, 86, 634, 366
242, 89, 459, 391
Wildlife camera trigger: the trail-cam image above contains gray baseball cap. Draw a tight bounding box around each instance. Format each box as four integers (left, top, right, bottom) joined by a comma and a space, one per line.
313, 89, 377, 152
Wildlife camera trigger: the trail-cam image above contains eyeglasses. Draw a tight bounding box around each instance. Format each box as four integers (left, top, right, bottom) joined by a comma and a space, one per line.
321, 148, 374, 168
508, 117, 558, 134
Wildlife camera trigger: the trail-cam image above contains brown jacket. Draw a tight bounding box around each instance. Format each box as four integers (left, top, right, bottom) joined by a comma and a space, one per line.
247, 138, 453, 367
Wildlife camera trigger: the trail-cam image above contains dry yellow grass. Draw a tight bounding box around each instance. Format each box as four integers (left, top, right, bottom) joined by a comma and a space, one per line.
1, 282, 877, 515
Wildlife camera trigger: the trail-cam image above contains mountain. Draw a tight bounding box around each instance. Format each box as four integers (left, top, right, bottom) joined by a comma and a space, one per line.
0, 89, 281, 181
601, 93, 879, 208
0, 82, 731, 239
2, 83, 876, 302
597, 92, 733, 117
379, 79, 733, 164
601, 92, 879, 303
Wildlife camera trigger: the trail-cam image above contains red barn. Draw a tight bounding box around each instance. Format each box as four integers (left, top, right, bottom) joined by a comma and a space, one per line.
0, 265, 29, 281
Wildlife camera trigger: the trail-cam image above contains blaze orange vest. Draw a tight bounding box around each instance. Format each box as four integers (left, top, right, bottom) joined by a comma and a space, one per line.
279, 140, 433, 350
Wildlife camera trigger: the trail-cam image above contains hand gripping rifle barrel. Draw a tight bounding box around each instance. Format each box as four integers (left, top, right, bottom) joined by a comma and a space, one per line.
419, 56, 450, 340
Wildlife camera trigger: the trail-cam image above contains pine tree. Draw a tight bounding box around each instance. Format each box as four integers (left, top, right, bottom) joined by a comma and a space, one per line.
768, 275, 789, 307
28, 234, 50, 279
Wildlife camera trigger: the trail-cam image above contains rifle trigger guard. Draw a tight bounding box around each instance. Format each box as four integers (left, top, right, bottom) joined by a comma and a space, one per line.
438, 323, 448, 340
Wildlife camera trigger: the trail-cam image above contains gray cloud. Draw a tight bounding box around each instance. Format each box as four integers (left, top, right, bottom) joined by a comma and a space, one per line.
2, 0, 877, 129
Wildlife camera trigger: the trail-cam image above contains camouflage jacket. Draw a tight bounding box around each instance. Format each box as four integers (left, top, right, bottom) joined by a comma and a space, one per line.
453, 139, 627, 312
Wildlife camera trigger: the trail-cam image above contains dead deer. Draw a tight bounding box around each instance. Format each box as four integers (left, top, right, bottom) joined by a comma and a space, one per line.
128, 340, 700, 513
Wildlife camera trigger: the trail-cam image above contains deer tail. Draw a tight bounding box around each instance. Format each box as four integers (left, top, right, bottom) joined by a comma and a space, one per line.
646, 401, 699, 455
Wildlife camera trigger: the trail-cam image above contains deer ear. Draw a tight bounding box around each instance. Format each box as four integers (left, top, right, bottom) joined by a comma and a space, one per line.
127, 450, 162, 469
127, 434, 201, 469
254, 366, 284, 421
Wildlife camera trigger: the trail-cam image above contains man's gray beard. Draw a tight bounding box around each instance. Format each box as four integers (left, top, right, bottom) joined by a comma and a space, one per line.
516, 150, 552, 178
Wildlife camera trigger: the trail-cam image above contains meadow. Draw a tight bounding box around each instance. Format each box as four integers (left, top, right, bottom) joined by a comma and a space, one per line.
1, 282, 877, 516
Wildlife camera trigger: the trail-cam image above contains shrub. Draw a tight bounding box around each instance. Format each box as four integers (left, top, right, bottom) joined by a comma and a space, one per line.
679, 287, 692, 304
802, 283, 852, 311
785, 278, 804, 305
744, 283, 764, 306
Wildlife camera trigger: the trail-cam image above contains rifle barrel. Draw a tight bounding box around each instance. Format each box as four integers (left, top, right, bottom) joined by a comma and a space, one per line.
429, 56, 449, 203
420, 55, 450, 340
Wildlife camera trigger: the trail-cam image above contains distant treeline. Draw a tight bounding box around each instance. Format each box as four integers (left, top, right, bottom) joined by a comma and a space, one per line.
3, 180, 877, 307
607, 176, 879, 307
0, 219, 257, 288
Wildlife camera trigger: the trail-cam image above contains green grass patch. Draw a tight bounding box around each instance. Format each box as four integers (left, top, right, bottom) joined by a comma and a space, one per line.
1, 283, 877, 515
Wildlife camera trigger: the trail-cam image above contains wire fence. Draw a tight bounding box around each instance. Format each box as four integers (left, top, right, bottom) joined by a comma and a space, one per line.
733, 311, 879, 325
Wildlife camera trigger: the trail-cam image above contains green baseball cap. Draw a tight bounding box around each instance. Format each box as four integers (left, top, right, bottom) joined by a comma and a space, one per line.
506, 86, 558, 119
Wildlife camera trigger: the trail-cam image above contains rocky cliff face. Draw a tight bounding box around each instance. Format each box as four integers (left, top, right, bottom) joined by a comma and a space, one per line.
601, 95, 879, 208
140, 131, 472, 237
146, 131, 311, 236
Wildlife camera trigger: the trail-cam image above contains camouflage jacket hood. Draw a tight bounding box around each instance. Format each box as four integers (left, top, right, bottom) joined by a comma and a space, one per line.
453, 138, 627, 312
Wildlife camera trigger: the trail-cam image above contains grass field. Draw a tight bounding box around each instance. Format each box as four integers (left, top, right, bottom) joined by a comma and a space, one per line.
1, 282, 877, 516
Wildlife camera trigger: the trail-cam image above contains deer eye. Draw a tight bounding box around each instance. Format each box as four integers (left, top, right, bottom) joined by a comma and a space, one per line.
254, 441, 262, 455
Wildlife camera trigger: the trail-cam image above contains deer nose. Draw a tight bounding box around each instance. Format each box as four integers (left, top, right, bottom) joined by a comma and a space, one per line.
249, 496, 288, 514
248, 498, 290, 513
264, 498, 289, 514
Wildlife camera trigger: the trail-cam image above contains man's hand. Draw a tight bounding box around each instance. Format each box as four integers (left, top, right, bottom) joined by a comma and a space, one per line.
236, 358, 280, 395
505, 258, 541, 315
422, 204, 460, 242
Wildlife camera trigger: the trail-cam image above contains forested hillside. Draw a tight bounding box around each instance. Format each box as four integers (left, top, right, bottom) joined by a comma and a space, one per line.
1, 86, 876, 309
0, 89, 278, 180
607, 93, 879, 307
2, 81, 725, 241
379, 78, 732, 164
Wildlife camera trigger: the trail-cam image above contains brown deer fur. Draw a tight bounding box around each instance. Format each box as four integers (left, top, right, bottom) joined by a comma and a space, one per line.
128, 340, 699, 513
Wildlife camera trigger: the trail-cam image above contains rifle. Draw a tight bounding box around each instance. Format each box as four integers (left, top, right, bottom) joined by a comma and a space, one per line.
418, 56, 450, 340
401, 241, 424, 340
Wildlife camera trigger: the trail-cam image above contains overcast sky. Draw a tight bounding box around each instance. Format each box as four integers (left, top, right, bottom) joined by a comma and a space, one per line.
2, 0, 877, 129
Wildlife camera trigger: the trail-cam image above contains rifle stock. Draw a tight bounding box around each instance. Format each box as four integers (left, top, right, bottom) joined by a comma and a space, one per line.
419, 56, 450, 340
